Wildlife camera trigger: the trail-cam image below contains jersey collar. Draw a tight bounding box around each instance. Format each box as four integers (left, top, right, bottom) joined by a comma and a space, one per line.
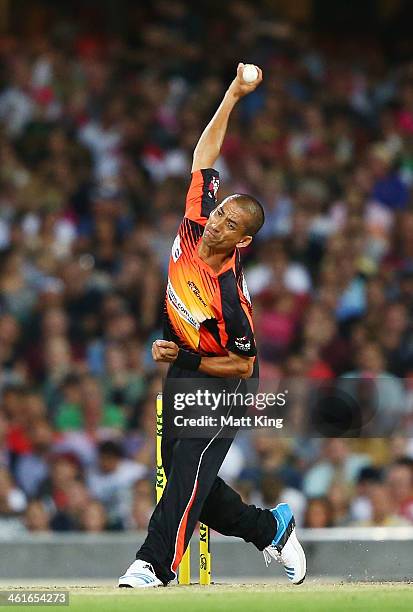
194, 244, 237, 277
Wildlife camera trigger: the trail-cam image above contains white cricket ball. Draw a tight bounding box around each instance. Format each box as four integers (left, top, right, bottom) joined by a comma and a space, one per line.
242, 64, 259, 83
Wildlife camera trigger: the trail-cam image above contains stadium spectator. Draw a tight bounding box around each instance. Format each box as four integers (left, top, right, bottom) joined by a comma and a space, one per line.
24, 500, 51, 532
55, 375, 125, 437
326, 483, 352, 526
1, 0, 413, 530
38, 453, 82, 514
385, 459, 413, 523
14, 420, 54, 497
80, 500, 108, 533
304, 497, 334, 528
303, 439, 370, 498
0, 466, 27, 516
86, 440, 147, 528
127, 480, 155, 530
350, 466, 383, 523
353, 483, 410, 527
50, 481, 92, 532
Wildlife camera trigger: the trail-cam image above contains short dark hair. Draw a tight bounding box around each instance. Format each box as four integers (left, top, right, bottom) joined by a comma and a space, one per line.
228, 194, 265, 236
98, 440, 124, 458
393, 457, 413, 471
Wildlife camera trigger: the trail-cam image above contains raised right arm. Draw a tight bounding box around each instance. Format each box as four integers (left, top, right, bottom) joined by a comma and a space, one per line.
191, 63, 263, 173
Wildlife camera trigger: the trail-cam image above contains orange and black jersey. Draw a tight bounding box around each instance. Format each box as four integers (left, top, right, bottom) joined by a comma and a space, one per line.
164, 168, 257, 359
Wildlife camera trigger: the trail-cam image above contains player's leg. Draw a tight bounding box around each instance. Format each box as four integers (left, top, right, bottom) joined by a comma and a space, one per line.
199, 474, 306, 584
199, 474, 276, 549
119, 435, 203, 588
134, 434, 234, 585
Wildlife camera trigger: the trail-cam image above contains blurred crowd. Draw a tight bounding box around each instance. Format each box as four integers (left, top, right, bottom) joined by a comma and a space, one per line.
1, 0, 413, 534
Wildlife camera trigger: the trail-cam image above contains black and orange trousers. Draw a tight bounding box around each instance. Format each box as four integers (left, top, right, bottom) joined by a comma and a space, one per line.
137, 363, 276, 585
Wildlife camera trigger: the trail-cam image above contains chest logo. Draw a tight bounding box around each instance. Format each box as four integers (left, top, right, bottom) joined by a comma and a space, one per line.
187, 281, 208, 307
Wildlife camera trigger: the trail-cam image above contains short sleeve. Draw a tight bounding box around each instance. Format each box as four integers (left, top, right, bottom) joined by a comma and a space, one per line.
185, 168, 220, 225
216, 269, 257, 358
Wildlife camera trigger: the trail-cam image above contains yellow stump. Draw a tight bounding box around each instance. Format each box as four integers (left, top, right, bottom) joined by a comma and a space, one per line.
178, 547, 191, 585
199, 522, 211, 585
155, 393, 165, 503
156, 393, 191, 584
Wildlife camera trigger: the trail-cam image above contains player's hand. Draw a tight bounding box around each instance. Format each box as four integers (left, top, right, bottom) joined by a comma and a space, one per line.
152, 340, 179, 363
228, 63, 263, 99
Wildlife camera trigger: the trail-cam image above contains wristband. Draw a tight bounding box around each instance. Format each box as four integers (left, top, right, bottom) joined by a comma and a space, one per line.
175, 348, 201, 371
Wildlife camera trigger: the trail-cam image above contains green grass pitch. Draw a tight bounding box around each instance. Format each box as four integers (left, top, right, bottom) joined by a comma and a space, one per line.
3, 583, 413, 612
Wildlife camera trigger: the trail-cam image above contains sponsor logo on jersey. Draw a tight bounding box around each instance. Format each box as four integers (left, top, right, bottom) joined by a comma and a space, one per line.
208, 176, 220, 199
171, 234, 182, 262
234, 336, 251, 351
167, 280, 200, 330
187, 280, 208, 307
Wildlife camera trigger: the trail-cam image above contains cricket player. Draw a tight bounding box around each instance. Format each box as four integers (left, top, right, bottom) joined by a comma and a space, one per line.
119, 64, 306, 588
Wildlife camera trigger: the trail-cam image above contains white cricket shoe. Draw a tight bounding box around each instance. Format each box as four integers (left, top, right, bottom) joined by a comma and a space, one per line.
118, 559, 163, 588
263, 503, 306, 585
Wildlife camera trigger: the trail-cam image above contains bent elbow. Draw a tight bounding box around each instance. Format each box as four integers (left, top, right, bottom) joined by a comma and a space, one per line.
227, 351, 254, 379
238, 360, 254, 379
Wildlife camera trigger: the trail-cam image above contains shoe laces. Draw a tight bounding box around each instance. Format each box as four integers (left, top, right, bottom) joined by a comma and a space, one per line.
263, 546, 282, 568
138, 561, 156, 575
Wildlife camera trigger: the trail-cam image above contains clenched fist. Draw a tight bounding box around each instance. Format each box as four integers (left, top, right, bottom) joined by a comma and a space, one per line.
152, 339, 179, 363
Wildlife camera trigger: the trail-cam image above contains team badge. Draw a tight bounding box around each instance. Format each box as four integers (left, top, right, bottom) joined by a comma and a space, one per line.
234, 336, 251, 351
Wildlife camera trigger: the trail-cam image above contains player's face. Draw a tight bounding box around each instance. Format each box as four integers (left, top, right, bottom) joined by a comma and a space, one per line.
203, 200, 252, 251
